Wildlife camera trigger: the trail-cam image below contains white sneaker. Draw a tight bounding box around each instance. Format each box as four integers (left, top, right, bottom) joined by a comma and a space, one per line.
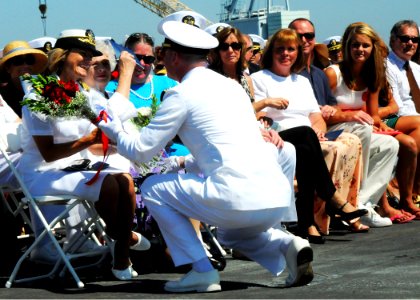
164, 269, 221, 293
360, 203, 392, 227
30, 242, 60, 264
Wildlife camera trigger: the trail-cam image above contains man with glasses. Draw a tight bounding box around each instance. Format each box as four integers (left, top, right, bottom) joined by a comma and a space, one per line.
242, 34, 260, 75
387, 20, 420, 116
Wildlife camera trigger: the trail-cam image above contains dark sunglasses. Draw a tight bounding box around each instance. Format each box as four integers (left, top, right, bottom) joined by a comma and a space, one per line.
135, 54, 156, 64
219, 42, 242, 51
398, 35, 420, 44
9, 54, 36, 66
298, 32, 315, 41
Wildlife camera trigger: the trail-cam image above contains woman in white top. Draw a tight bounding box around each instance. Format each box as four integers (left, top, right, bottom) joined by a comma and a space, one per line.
251, 28, 367, 242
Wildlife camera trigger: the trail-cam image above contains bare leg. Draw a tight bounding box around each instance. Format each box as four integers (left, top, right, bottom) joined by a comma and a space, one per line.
95, 173, 136, 270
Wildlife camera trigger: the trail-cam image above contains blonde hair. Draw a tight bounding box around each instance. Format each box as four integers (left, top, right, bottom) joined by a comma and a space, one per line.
340, 22, 386, 92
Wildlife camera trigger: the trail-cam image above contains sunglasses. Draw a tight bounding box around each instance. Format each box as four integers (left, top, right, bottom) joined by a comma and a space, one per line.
298, 32, 315, 41
9, 54, 36, 66
135, 54, 156, 64
398, 35, 420, 44
219, 42, 242, 51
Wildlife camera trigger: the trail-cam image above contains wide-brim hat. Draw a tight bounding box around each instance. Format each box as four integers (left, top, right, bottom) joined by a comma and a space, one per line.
204, 22, 231, 36
0, 40, 48, 73
54, 29, 102, 56
159, 20, 218, 53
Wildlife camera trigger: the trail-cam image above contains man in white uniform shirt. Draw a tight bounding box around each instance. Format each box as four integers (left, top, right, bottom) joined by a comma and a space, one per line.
387, 19, 420, 116
99, 19, 313, 292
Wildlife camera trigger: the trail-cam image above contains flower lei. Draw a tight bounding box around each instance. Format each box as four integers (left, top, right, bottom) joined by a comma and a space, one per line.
130, 94, 168, 176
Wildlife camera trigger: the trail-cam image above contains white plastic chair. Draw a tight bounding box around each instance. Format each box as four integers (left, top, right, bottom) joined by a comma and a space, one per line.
0, 135, 112, 288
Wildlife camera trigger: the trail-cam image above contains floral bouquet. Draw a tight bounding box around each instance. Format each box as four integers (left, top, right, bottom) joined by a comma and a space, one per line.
20, 74, 98, 122
130, 95, 169, 176
21, 74, 109, 185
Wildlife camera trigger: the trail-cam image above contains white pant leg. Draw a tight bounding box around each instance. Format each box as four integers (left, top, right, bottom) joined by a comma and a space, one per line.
277, 142, 297, 221
141, 173, 293, 275
329, 122, 399, 204
218, 225, 294, 276
358, 133, 399, 204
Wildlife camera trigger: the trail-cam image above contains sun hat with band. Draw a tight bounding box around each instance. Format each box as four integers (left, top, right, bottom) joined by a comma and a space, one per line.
54, 29, 102, 56
0, 40, 48, 73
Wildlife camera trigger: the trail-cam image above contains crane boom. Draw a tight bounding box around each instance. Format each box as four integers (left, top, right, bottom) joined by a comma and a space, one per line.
133, 0, 192, 18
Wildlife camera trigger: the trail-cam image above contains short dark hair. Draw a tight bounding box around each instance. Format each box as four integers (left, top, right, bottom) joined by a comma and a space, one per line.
124, 32, 154, 50
288, 18, 315, 31
389, 19, 419, 47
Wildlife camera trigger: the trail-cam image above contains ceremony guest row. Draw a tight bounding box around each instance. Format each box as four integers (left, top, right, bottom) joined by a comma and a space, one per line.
1, 9, 420, 293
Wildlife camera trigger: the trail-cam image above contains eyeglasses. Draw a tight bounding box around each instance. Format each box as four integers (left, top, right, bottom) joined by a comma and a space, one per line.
219, 42, 242, 51
9, 54, 36, 66
135, 54, 156, 64
297, 32, 315, 41
397, 35, 420, 44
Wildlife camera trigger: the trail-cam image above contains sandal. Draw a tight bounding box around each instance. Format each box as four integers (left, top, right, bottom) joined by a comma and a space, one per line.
326, 201, 368, 223
349, 221, 369, 233
389, 213, 415, 224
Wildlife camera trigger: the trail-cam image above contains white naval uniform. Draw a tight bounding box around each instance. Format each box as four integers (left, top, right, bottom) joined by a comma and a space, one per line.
111, 67, 296, 275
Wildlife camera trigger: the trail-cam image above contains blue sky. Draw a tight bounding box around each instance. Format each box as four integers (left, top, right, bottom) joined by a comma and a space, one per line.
0, 0, 419, 49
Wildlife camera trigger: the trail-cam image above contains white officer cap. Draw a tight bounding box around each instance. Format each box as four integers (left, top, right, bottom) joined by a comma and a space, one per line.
323, 35, 342, 51
158, 10, 208, 34
159, 20, 218, 52
28, 36, 56, 53
249, 34, 266, 49
55, 29, 102, 56
204, 23, 231, 36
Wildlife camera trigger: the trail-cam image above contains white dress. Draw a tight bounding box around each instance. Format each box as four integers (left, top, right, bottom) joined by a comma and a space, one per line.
18, 86, 132, 201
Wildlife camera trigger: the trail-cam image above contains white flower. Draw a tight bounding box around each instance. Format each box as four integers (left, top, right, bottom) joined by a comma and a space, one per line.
137, 107, 152, 118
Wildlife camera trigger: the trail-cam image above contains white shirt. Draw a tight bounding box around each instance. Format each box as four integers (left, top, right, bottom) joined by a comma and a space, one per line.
251, 69, 320, 131
113, 67, 291, 211
387, 51, 420, 116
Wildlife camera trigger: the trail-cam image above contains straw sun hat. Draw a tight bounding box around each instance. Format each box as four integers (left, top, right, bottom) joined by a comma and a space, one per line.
0, 40, 48, 73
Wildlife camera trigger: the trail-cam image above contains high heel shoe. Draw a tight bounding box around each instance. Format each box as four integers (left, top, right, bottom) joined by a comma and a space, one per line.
326, 201, 368, 223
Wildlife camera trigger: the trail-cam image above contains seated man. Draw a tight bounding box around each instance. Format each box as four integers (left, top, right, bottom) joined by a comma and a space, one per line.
99, 17, 314, 292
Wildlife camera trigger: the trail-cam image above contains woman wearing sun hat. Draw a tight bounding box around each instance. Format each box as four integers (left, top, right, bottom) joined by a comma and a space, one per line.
0, 40, 48, 117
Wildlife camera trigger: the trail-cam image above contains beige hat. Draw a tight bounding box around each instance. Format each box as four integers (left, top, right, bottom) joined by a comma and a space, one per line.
0, 40, 48, 73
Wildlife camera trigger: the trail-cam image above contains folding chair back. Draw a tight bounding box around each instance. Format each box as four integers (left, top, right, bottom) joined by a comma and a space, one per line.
0, 135, 112, 289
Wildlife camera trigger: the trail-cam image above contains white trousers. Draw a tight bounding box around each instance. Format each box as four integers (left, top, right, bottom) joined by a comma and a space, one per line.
328, 122, 399, 204
141, 143, 296, 276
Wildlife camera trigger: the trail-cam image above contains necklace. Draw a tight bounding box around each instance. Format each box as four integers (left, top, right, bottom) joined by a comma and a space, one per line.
130, 76, 154, 100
